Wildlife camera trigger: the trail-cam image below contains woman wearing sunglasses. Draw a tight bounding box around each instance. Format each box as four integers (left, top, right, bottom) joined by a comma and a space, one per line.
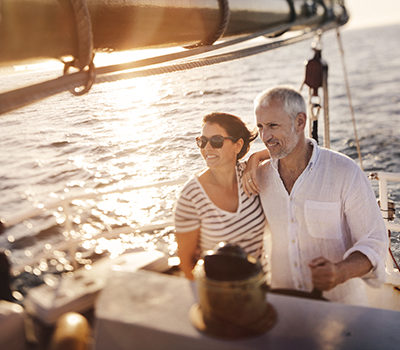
174, 112, 267, 279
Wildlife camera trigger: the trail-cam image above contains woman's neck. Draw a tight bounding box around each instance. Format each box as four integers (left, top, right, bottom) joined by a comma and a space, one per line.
198, 163, 239, 213
204, 164, 237, 190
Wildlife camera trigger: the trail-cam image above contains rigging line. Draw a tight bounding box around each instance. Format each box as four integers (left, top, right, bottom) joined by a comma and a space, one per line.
335, 27, 364, 170
0, 19, 337, 116
0, 22, 313, 116
96, 16, 322, 75
95, 20, 345, 84
96, 29, 321, 84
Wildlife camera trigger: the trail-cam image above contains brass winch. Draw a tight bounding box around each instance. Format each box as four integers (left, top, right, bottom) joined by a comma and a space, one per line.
189, 242, 276, 338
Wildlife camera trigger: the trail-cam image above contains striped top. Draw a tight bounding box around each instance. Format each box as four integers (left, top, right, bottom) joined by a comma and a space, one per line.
174, 163, 266, 259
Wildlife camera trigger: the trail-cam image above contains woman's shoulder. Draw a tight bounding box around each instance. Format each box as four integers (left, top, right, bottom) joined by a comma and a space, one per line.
181, 176, 199, 189
178, 175, 202, 198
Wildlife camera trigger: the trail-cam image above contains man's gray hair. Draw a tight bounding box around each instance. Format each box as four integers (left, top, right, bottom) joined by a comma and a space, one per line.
254, 86, 306, 121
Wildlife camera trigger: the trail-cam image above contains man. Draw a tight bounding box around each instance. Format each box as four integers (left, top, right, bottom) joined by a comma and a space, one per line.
246, 86, 388, 305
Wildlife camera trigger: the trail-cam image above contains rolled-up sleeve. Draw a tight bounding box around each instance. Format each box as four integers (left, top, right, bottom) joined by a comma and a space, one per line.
343, 167, 389, 287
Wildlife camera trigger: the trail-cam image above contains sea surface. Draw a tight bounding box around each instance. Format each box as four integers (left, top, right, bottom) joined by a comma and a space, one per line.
0, 24, 399, 276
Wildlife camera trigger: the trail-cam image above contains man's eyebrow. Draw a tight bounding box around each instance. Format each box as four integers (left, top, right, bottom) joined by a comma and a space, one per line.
260, 121, 278, 125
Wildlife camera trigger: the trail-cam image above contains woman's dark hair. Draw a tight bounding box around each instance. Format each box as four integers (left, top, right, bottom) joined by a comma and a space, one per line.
203, 112, 258, 160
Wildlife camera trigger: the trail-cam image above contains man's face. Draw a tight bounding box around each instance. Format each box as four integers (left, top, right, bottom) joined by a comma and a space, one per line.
255, 100, 299, 159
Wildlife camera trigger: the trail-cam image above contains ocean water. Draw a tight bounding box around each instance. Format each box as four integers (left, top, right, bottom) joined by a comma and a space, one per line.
0, 24, 399, 272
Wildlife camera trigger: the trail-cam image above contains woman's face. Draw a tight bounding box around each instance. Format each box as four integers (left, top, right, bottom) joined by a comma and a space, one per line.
200, 122, 242, 169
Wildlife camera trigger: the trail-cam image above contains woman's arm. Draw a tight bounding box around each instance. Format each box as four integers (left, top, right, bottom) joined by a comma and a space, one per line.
175, 228, 201, 280
242, 149, 270, 196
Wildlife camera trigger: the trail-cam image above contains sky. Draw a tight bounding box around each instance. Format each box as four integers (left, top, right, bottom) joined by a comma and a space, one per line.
345, 0, 400, 29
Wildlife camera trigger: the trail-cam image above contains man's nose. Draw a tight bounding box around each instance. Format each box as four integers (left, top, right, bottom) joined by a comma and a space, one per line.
260, 128, 271, 142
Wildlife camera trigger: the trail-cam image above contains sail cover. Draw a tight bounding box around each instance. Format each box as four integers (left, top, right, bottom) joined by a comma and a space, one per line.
0, 0, 348, 64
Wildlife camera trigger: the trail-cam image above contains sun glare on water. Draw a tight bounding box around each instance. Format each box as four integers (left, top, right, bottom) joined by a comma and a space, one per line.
6, 46, 185, 273
67, 47, 183, 263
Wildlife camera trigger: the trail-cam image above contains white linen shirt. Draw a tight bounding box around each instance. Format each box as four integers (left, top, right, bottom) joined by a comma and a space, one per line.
257, 138, 388, 305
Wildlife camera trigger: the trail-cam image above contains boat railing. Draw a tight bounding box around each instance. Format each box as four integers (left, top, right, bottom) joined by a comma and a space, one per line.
370, 171, 400, 283
370, 171, 400, 232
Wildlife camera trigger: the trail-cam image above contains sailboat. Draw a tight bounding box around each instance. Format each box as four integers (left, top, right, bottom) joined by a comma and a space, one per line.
1, 1, 399, 349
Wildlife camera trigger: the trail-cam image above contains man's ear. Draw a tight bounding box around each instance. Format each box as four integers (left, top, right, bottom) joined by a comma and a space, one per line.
295, 112, 307, 131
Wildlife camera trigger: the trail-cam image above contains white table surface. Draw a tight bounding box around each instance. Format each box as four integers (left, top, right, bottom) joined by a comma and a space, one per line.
94, 269, 400, 350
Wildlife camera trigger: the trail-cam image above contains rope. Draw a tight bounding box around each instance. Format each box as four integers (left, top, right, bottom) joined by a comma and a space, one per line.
322, 58, 330, 148
68, 0, 93, 70
0, 19, 339, 116
63, 0, 95, 96
210, 0, 231, 44
94, 20, 310, 76
335, 28, 364, 170
96, 28, 321, 85
186, 0, 230, 48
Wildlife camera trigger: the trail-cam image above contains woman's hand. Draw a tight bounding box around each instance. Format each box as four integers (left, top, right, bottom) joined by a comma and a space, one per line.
242, 150, 270, 197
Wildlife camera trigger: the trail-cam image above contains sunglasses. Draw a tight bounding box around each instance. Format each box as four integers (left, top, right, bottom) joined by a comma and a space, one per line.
196, 135, 236, 149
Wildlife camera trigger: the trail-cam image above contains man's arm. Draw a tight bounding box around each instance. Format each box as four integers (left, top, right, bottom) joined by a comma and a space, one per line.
309, 252, 373, 291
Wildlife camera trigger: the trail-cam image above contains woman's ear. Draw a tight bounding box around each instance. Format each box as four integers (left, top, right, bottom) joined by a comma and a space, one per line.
235, 138, 244, 156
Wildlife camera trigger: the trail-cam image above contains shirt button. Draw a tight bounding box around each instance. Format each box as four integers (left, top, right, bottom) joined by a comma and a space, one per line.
294, 262, 298, 268
291, 239, 295, 244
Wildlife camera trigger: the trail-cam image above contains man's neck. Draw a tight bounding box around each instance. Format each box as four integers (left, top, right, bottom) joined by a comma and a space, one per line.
278, 138, 313, 193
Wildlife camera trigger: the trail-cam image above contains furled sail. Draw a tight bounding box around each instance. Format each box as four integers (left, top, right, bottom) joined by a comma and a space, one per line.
0, 0, 348, 64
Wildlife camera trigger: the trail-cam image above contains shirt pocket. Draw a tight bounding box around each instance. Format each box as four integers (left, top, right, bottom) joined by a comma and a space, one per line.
304, 200, 342, 240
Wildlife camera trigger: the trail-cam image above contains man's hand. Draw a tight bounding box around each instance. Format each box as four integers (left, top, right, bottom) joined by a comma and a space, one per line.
242, 150, 270, 197
309, 252, 373, 291
309, 257, 342, 291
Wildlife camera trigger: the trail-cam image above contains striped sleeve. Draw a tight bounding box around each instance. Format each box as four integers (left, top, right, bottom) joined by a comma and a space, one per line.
174, 179, 201, 233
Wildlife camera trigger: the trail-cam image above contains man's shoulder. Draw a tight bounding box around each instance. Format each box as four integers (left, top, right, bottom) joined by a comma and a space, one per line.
257, 159, 274, 175
318, 147, 360, 172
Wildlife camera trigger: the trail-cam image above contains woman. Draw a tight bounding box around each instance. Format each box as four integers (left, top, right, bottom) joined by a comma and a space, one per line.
174, 112, 266, 279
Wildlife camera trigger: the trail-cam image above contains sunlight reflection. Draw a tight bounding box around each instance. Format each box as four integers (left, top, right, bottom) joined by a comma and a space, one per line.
316, 319, 346, 350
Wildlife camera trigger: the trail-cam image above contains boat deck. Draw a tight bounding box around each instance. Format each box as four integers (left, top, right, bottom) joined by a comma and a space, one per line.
94, 269, 400, 350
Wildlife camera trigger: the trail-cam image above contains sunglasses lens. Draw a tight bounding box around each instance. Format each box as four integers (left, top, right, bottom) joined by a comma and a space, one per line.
210, 135, 224, 148
196, 136, 207, 148
196, 135, 231, 148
